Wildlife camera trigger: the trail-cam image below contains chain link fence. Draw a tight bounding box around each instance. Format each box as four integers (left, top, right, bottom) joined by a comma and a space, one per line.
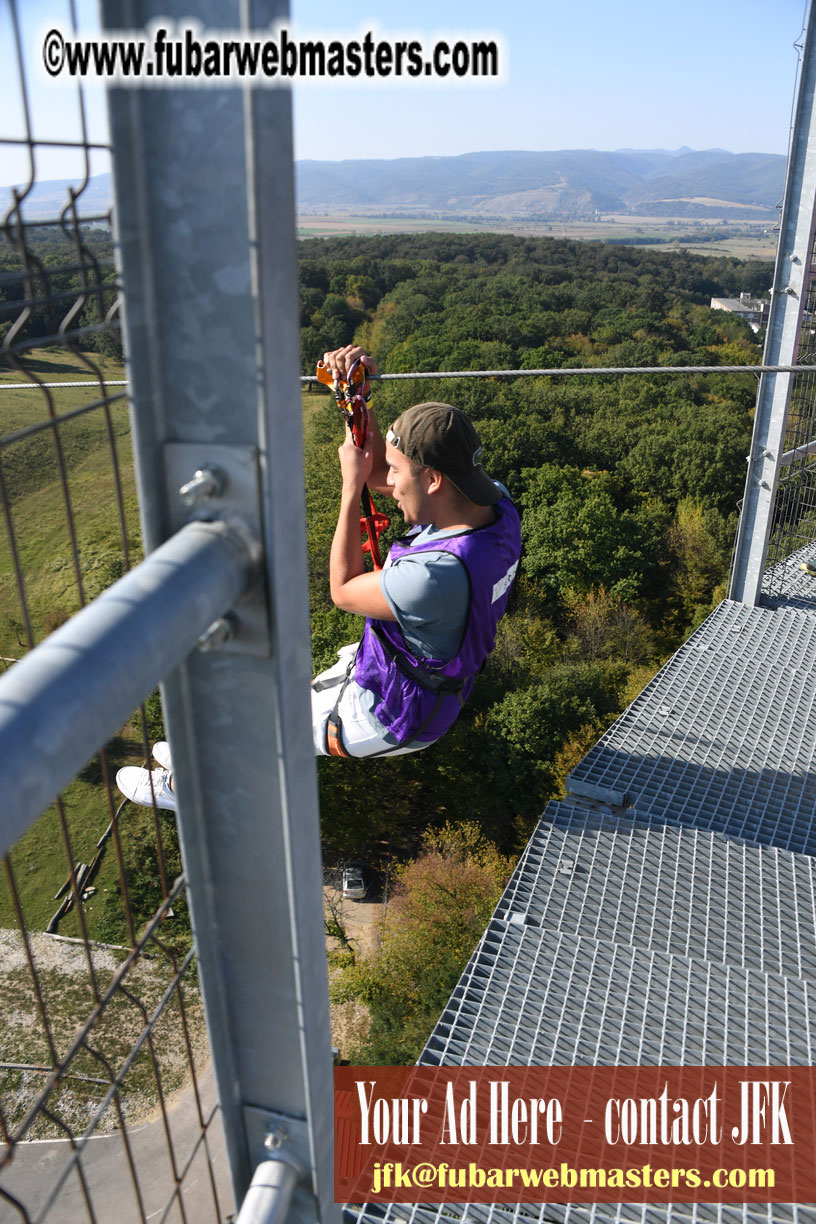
1, 2, 230, 1219
763, 229, 816, 594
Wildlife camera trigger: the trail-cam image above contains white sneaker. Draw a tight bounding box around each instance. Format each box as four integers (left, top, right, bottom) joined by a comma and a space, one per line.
116, 766, 177, 812
152, 741, 173, 770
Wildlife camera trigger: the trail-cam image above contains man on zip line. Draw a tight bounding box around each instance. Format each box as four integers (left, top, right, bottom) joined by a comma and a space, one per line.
310, 344, 521, 760
116, 344, 521, 805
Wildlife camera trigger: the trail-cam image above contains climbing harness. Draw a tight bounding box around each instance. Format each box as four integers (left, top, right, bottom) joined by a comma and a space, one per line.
312, 635, 453, 759
315, 356, 389, 569
311, 648, 356, 758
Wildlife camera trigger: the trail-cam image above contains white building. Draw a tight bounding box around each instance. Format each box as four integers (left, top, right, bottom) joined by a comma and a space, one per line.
710, 291, 769, 333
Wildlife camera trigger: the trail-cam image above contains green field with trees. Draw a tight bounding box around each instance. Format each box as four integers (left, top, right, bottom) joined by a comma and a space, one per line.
303, 233, 761, 848
2, 227, 765, 1064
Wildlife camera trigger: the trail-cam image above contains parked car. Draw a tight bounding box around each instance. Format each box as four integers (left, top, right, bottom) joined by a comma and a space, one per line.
342, 860, 367, 901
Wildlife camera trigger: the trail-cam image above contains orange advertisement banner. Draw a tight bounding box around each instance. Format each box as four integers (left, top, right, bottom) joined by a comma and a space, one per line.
335, 1066, 816, 1204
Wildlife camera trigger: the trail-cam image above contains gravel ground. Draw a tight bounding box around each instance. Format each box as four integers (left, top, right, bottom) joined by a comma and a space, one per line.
0, 927, 208, 1141
2, 891, 376, 1137
0, 927, 120, 974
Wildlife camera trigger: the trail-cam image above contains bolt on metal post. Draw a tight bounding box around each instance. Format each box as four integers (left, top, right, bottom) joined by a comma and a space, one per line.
197, 613, 239, 653
180, 466, 226, 506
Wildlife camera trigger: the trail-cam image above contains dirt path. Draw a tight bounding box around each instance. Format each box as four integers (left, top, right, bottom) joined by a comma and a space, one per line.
324, 887, 382, 1059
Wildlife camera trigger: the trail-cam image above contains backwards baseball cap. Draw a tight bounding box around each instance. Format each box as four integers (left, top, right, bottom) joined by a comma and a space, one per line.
386, 402, 500, 506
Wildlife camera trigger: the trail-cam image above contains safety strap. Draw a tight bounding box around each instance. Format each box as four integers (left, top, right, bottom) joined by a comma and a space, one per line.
369, 623, 467, 696
311, 670, 348, 694
322, 649, 357, 758
352, 625, 471, 757
320, 637, 453, 760
353, 688, 454, 759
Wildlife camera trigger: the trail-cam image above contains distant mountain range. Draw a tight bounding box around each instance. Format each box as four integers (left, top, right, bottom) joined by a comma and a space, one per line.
3, 148, 786, 222
296, 148, 786, 220
1, 173, 112, 224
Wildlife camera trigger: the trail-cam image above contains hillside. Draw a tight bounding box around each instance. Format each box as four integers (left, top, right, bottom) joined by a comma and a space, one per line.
3, 148, 785, 223
296, 148, 785, 220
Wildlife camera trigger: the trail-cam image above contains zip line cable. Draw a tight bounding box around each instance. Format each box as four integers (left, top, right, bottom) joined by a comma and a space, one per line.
304, 363, 813, 380
3, 364, 816, 391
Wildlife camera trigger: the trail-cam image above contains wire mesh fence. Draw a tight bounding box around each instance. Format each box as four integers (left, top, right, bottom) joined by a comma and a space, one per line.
762, 216, 816, 595
0, 2, 229, 1220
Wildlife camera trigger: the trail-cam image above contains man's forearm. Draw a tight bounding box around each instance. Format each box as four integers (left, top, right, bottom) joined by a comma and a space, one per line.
327, 375, 396, 621
328, 481, 395, 620
330, 487, 367, 604
366, 409, 390, 495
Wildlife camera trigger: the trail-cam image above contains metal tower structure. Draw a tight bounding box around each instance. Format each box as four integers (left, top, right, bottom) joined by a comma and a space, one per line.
101, 0, 337, 1216
731, 6, 816, 607
0, 0, 335, 1220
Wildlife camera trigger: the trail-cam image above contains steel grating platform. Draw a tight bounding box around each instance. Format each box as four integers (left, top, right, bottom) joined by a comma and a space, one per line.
352, 908, 816, 1224
494, 805, 816, 983
347, 599, 816, 1224
422, 923, 816, 1066
566, 600, 816, 853
762, 543, 816, 611
346, 1198, 816, 1223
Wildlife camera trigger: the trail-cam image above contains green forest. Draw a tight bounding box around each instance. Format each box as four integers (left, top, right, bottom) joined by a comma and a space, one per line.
301, 232, 767, 1060
0, 226, 121, 359
302, 233, 764, 846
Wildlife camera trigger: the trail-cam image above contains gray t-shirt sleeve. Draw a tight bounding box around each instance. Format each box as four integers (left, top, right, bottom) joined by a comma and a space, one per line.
380, 550, 470, 661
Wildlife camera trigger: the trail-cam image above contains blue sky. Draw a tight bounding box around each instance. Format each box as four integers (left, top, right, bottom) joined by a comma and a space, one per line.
291, 0, 808, 160
0, 0, 810, 187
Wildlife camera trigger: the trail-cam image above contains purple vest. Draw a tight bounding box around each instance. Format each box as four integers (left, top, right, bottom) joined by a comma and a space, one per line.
353, 497, 521, 746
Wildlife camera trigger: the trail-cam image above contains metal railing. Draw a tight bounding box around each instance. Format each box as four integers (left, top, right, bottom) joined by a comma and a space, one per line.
729, 5, 816, 606
0, 2, 233, 1221
1, 0, 334, 1221
761, 225, 816, 589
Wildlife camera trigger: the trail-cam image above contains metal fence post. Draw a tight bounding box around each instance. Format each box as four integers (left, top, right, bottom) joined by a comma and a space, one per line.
729, 6, 816, 605
102, 1, 337, 1218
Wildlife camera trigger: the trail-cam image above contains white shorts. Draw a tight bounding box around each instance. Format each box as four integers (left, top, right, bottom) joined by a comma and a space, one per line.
311, 643, 431, 759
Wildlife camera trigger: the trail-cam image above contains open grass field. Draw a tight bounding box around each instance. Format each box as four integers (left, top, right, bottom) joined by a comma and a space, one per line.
296, 211, 778, 261
0, 348, 140, 648
0, 348, 155, 944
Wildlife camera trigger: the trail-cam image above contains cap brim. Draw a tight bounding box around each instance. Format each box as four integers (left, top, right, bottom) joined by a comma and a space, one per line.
447, 468, 502, 506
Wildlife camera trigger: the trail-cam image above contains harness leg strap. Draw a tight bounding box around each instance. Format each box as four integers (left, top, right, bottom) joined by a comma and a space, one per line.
325, 709, 352, 758
324, 656, 356, 758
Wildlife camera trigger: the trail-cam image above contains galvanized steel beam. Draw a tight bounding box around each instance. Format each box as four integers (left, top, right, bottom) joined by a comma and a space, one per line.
730, 7, 816, 604
102, 0, 337, 1219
